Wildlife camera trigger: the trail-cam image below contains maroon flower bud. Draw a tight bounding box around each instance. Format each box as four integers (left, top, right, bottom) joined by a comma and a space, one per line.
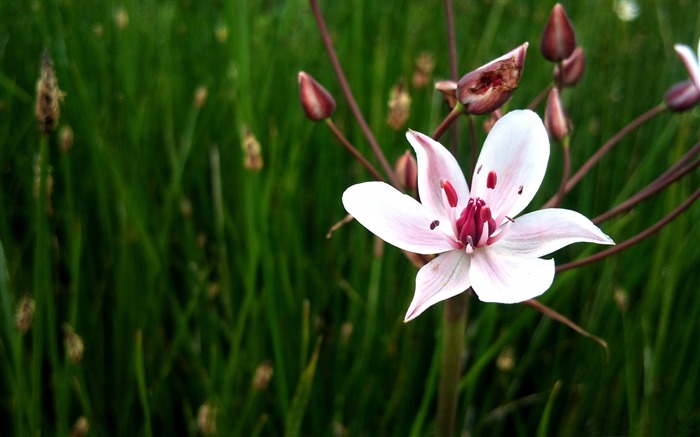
395, 150, 417, 192
545, 87, 571, 140
435, 80, 458, 109
553, 47, 585, 87
456, 43, 528, 115
541, 3, 576, 62
298, 71, 336, 121
664, 80, 700, 112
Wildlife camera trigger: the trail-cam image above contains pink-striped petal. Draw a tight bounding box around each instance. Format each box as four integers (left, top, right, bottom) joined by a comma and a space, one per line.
674, 41, 700, 91
494, 208, 614, 257
404, 249, 471, 322
470, 110, 549, 222
470, 247, 554, 303
406, 130, 470, 223
342, 181, 457, 254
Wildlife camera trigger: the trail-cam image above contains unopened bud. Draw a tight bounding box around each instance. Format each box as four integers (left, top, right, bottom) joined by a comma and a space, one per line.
456, 43, 528, 115
395, 150, 417, 192
197, 402, 218, 435
15, 296, 36, 334
545, 87, 571, 140
664, 80, 700, 112
553, 47, 586, 87
541, 3, 576, 62
59, 126, 74, 154
412, 52, 436, 88
298, 71, 336, 121
35, 50, 64, 134
63, 324, 85, 364
252, 361, 273, 392
387, 81, 411, 130
435, 80, 458, 109
242, 127, 263, 171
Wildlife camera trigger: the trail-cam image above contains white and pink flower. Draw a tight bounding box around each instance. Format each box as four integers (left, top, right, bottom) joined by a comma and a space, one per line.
342, 110, 614, 322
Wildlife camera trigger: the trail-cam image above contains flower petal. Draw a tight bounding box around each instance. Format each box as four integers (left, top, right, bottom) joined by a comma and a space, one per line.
343, 181, 457, 254
674, 41, 700, 91
470, 110, 550, 221
404, 249, 471, 322
494, 208, 614, 257
470, 246, 554, 303
406, 130, 470, 222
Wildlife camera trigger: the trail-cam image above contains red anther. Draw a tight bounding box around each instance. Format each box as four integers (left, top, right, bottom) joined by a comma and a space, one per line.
486, 170, 497, 189
430, 220, 440, 230
441, 179, 459, 208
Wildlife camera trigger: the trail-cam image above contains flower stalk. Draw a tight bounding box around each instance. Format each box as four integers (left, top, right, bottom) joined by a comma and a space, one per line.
436, 292, 467, 437
309, 0, 401, 189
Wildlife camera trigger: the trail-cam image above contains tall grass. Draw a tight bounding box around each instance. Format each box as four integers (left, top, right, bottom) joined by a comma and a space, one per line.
0, 0, 698, 435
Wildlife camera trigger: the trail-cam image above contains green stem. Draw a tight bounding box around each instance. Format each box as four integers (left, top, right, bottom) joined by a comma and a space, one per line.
436, 292, 468, 437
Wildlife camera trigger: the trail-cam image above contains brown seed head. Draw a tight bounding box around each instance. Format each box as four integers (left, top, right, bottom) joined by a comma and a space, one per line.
63, 324, 85, 364
15, 296, 36, 334
194, 86, 208, 108
35, 50, 64, 134
412, 52, 436, 88
242, 127, 263, 171
252, 361, 274, 392
70, 416, 89, 437
59, 126, 74, 154
387, 81, 411, 130
197, 402, 218, 435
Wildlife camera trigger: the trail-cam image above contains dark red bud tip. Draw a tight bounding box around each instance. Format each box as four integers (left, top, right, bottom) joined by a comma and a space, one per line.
664, 80, 700, 112
545, 87, 571, 140
541, 3, 577, 62
486, 170, 497, 189
298, 71, 336, 121
441, 179, 459, 208
553, 47, 586, 87
456, 43, 528, 115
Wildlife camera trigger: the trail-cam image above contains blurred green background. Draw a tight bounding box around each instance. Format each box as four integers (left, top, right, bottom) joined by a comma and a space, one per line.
1, 0, 699, 435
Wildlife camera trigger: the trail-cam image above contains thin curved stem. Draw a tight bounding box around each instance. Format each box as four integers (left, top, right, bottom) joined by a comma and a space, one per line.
557, 187, 700, 272
551, 139, 571, 207
432, 103, 464, 141
594, 157, 699, 224
542, 103, 667, 208
326, 119, 386, 183
309, 0, 401, 189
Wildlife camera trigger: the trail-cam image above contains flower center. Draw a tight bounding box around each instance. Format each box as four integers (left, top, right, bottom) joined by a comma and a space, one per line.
440, 170, 505, 252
